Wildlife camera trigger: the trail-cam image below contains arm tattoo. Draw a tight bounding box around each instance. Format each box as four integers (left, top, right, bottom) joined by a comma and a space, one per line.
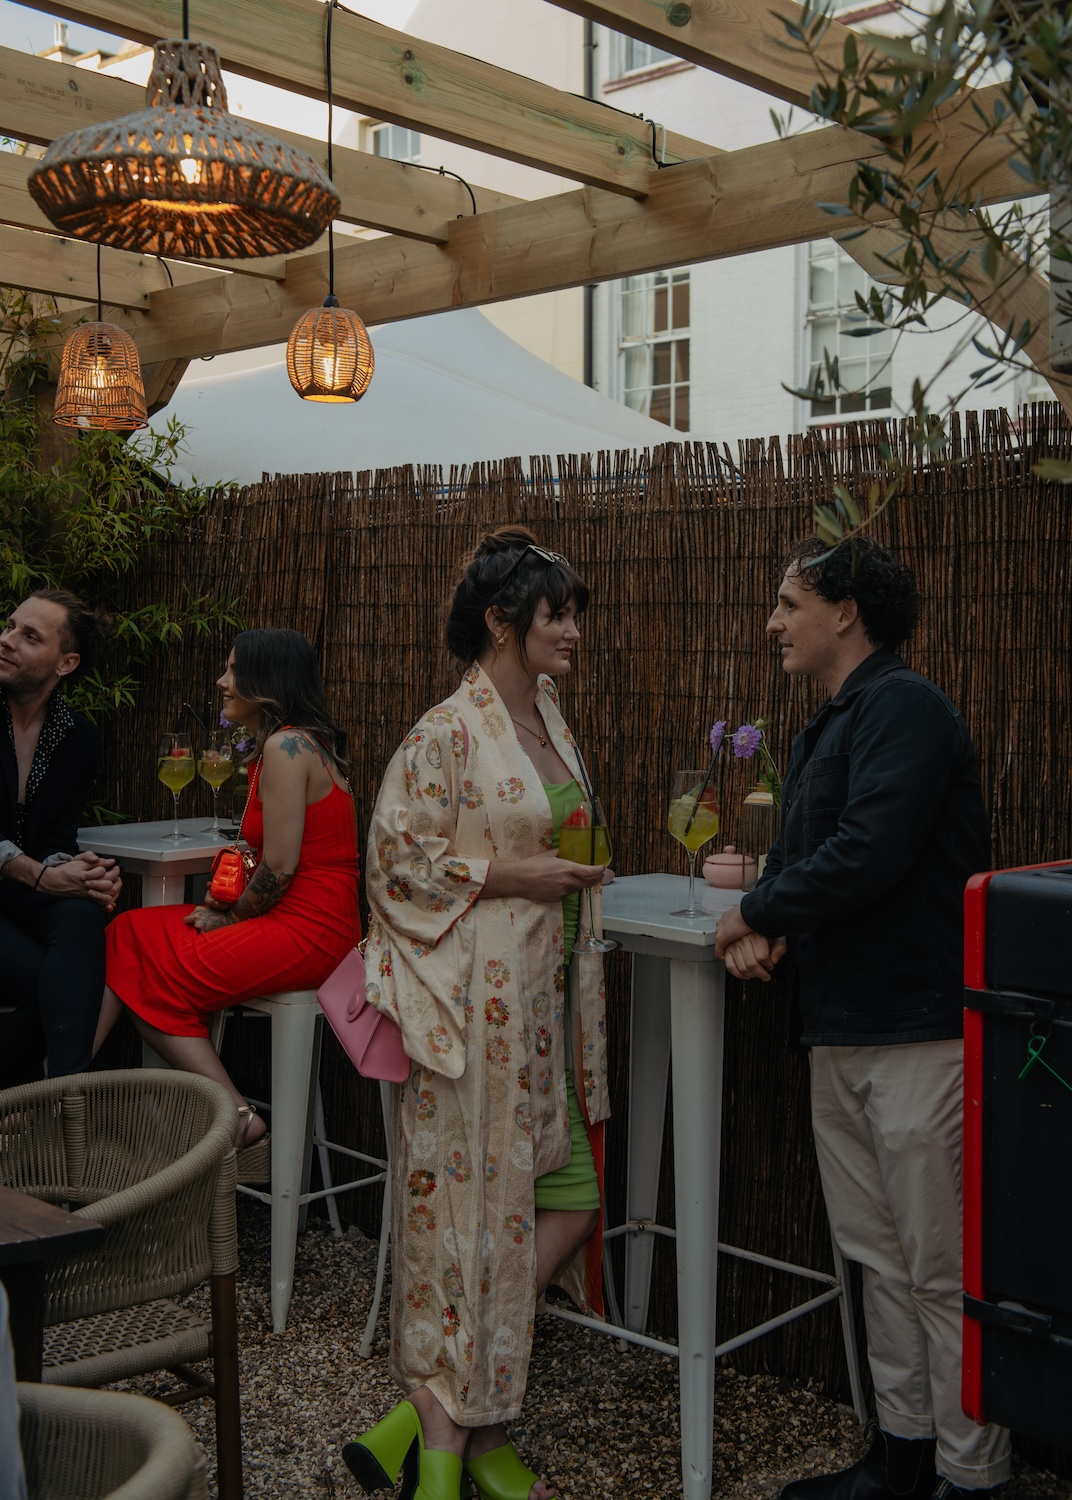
231, 859, 293, 919
279, 733, 313, 760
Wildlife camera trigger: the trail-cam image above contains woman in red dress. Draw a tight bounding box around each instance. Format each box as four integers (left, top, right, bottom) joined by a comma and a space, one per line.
95, 629, 360, 1164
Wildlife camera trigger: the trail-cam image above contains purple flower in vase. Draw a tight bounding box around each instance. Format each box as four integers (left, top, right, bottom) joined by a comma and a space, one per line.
731, 724, 763, 758
220, 709, 252, 755
710, 721, 726, 754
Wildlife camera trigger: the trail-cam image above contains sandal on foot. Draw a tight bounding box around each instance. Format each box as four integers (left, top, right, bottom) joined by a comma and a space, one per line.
465, 1441, 552, 1500
344, 1399, 423, 1497
415, 1449, 463, 1500
343, 1401, 463, 1500
234, 1104, 270, 1185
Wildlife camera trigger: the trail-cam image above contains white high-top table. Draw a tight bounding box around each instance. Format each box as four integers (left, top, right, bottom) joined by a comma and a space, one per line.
77, 817, 232, 904
586, 873, 864, 1500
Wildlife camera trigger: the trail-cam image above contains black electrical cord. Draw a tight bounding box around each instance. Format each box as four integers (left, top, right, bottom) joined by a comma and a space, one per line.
402, 160, 478, 218
325, 0, 336, 305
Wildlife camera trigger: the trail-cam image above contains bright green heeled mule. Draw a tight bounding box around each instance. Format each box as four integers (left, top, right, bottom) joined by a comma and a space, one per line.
343, 1400, 423, 1496
464, 1441, 551, 1500
416, 1449, 464, 1500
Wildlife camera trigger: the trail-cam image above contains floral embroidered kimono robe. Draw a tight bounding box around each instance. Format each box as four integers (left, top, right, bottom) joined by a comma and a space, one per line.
363, 662, 611, 1425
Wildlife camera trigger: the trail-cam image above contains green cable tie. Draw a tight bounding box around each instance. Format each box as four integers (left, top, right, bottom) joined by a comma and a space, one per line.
1017, 1034, 1072, 1093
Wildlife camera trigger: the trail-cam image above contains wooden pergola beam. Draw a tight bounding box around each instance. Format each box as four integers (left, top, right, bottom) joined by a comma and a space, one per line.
0, 222, 222, 308
549, 0, 849, 109
0, 43, 514, 246
67, 86, 1025, 365
39, 0, 714, 195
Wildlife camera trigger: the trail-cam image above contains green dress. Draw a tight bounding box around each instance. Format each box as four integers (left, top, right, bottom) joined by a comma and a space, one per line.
535, 782, 599, 1211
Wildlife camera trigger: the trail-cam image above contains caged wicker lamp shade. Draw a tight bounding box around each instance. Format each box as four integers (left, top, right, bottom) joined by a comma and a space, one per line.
286, 299, 375, 403
27, 39, 340, 260
53, 322, 148, 431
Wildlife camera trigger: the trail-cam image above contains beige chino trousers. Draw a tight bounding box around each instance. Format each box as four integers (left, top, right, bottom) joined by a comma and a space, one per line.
810, 1039, 1011, 1490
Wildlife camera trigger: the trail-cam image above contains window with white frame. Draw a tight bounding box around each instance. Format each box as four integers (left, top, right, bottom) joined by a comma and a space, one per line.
618, 270, 690, 431
805, 243, 893, 423
369, 123, 421, 163
609, 34, 675, 77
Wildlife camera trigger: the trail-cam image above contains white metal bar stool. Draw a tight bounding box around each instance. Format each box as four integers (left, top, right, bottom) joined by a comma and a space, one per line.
209, 990, 391, 1339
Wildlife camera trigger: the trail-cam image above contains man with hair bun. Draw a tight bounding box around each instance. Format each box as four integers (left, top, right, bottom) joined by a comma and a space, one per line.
0, 587, 121, 1084
715, 537, 1010, 1500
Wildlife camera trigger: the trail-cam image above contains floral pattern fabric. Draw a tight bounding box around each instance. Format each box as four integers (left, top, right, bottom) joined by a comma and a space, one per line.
363, 662, 610, 1425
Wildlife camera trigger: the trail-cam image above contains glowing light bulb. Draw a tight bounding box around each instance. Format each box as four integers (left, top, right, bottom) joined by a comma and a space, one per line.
179, 156, 202, 185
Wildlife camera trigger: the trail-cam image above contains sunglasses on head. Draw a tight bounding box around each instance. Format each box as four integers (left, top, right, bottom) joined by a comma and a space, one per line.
487, 544, 569, 600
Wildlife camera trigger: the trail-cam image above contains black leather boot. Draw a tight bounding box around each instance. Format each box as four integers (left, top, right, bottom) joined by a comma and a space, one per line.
780, 1429, 938, 1500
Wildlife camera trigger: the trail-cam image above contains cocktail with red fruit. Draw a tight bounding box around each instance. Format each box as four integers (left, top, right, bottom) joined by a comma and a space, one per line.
157, 732, 195, 842
558, 797, 616, 953
668, 769, 720, 915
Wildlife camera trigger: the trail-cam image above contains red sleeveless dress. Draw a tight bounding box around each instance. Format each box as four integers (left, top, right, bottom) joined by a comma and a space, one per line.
106, 766, 360, 1038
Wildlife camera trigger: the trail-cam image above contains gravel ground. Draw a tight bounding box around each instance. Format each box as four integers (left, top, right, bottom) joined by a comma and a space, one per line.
127, 1201, 1070, 1500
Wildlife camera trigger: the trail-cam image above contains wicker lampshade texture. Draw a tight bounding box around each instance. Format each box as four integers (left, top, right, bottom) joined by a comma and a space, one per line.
286, 300, 375, 403
53, 321, 148, 431
28, 40, 340, 259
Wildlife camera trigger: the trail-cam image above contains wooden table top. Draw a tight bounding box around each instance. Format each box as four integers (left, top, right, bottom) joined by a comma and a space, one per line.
0, 1184, 104, 1268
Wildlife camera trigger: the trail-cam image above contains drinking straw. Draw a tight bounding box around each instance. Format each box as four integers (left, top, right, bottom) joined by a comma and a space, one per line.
572, 746, 600, 862
183, 702, 209, 733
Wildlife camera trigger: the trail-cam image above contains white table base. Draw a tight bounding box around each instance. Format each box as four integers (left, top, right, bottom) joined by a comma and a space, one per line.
551, 874, 866, 1500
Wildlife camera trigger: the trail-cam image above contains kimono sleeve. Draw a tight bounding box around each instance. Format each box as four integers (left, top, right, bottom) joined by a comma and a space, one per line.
363, 708, 490, 1077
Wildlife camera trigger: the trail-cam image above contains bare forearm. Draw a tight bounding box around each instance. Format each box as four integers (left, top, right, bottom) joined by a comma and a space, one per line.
481, 851, 604, 904
229, 860, 293, 921
1, 853, 45, 889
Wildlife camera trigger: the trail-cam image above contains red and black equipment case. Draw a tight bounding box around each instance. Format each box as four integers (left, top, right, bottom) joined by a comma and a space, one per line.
963, 861, 1072, 1446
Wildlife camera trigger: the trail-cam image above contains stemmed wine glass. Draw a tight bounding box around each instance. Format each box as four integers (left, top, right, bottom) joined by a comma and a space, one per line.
668, 769, 720, 916
558, 795, 617, 954
157, 732, 195, 842
198, 730, 235, 838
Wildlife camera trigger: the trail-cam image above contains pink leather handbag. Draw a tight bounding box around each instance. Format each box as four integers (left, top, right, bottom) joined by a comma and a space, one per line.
317, 946, 410, 1083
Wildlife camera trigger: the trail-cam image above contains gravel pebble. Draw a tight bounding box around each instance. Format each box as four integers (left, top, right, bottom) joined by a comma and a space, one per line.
123, 1202, 1069, 1499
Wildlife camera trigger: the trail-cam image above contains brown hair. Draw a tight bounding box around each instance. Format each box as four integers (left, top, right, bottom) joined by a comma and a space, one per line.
444, 526, 589, 667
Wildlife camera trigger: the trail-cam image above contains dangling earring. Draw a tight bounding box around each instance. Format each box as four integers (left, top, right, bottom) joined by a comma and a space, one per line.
496, 634, 506, 650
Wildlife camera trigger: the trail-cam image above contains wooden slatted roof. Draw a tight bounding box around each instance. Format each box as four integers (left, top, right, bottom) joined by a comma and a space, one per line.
1, 0, 1064, 415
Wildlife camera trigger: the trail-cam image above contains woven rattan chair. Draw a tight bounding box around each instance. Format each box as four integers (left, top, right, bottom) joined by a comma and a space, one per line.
0, 1070, 243, 1500
18, 1383, 208, 1500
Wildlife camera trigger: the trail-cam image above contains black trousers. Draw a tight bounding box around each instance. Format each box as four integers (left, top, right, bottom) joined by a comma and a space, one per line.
0, 886, 106, 1086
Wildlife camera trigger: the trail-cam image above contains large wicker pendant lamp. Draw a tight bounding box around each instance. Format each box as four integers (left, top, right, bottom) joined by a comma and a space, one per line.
286, 0, 374, 403
54, 246, 147, 431
27, 6, 339, 260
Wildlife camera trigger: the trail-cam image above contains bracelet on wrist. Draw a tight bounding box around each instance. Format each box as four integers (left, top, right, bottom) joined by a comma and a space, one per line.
32, 865, 48, 891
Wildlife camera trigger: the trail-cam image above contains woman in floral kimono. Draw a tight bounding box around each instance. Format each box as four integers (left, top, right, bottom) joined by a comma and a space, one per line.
344, 528, 611, 1500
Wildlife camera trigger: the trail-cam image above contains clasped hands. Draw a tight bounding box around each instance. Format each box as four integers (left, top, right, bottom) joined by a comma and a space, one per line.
184, 891, 239, 932
46, 850, 122, 911
714, 904, 787, 982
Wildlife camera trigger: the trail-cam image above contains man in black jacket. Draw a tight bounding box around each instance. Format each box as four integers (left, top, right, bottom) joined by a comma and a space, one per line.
715, 538, 1009, 1500
0, 588, 121, 1084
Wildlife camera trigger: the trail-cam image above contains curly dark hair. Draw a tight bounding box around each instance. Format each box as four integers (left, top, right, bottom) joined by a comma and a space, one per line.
786, 536, 920, 650
445, 525, 589, 667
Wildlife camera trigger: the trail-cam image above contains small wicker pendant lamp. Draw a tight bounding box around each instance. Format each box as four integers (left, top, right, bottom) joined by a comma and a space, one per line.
286, 1, 374, 403
54, 247, 147, 431
286, 295, 374, 404
28, 20, 339, 260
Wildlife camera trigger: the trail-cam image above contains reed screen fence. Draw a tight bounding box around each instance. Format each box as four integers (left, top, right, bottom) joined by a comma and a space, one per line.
96, 402, 1072, 1404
